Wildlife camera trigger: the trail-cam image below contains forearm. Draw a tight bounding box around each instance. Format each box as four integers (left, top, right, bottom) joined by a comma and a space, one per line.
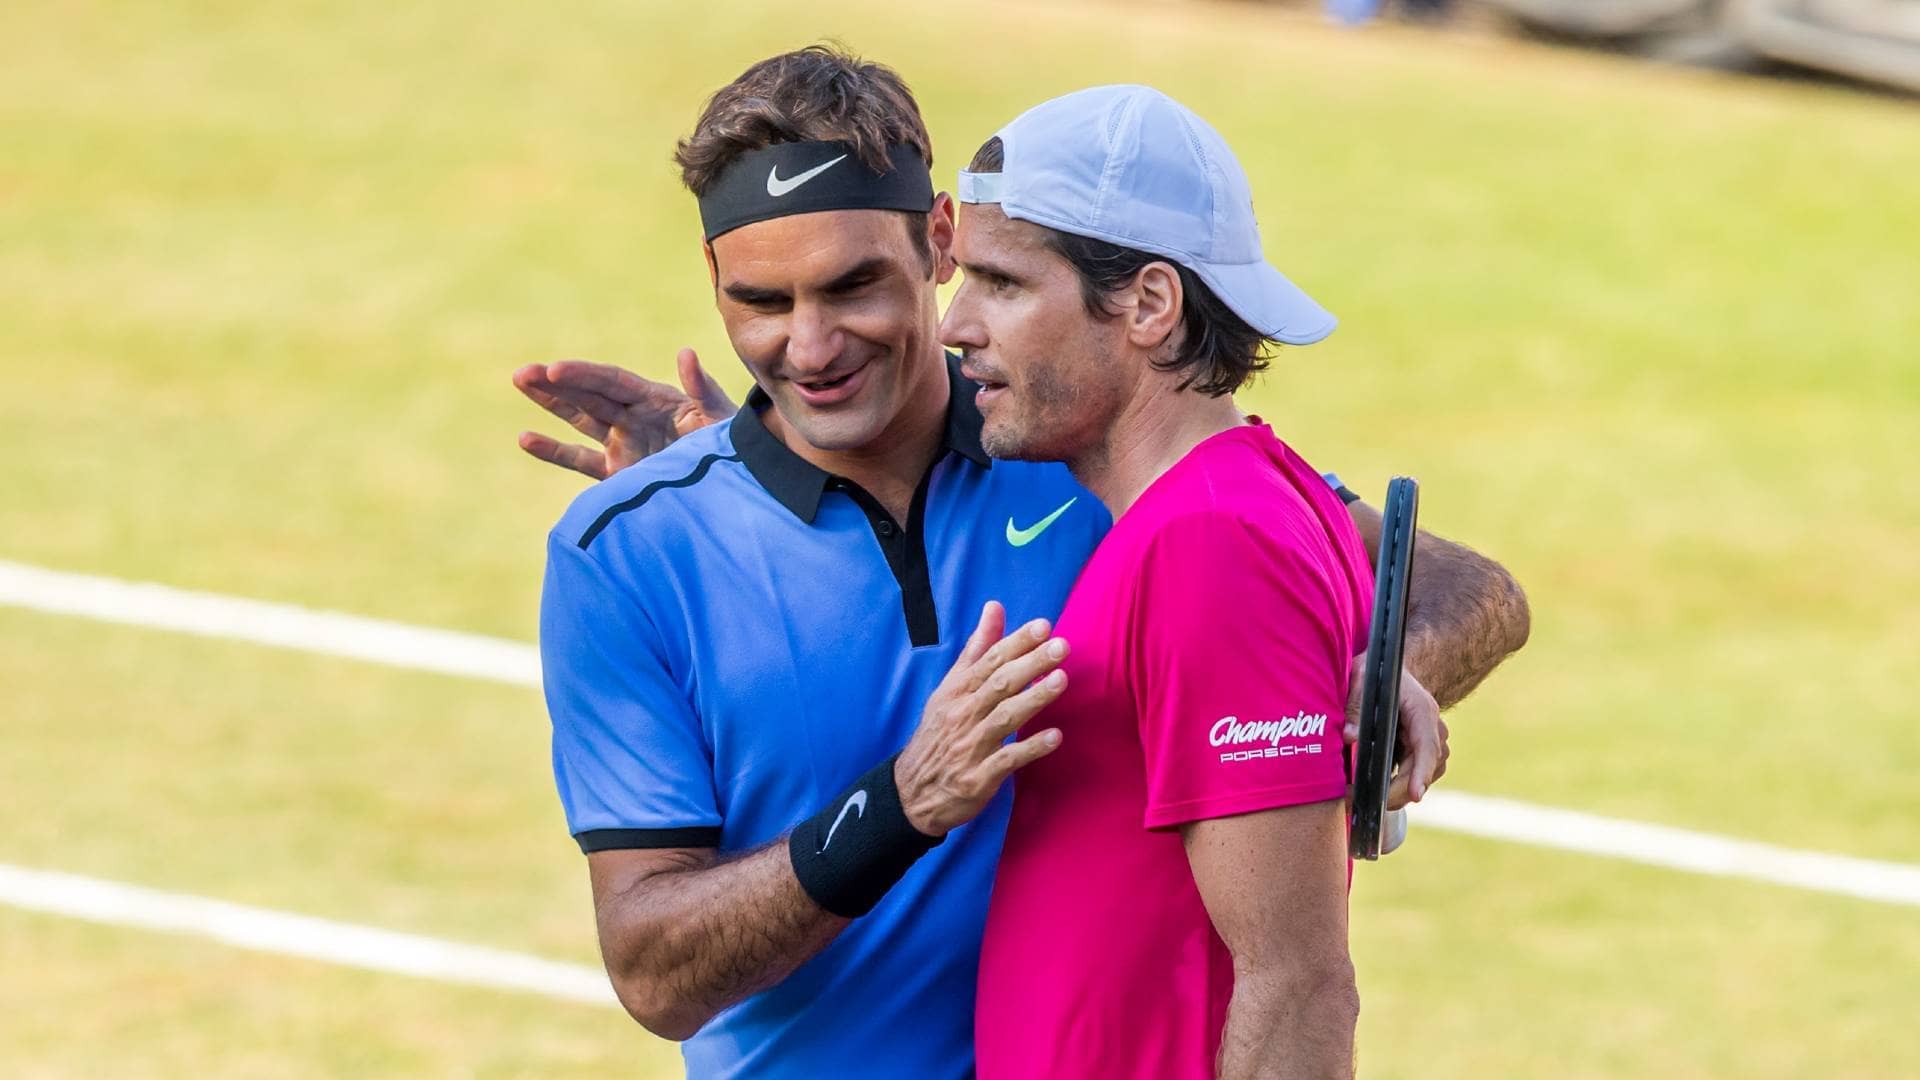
1185, 803, 1355, 1080
1348, 500, 1530, 709
1217, 963, 1359, 1080
595, 842, 847, 1040
1402, 535, 1530, 709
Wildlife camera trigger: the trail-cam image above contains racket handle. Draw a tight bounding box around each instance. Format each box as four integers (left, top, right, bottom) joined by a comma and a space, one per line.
1380, 808, 1409, 856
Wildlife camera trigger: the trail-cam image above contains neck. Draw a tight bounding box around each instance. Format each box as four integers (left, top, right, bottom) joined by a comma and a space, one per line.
768, 342, 951, 520
1067, 377, 1245, 520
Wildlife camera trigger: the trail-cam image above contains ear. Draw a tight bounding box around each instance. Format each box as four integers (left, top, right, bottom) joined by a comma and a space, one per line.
702, 242, 718, 290
928, 192, 958, 284
1127, 262, 1184, 352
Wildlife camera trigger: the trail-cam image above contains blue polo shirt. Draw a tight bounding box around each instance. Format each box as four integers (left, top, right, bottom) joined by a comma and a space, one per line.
539, 357, 1109, 1079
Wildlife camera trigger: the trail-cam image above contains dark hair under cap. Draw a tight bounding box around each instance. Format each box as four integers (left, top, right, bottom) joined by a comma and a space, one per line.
697, 141, 934, 242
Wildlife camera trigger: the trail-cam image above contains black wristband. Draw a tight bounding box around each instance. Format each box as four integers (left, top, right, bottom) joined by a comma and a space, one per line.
788, 753, 943, 918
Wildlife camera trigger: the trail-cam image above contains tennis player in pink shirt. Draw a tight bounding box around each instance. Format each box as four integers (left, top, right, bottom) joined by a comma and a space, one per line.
941, 86, 1371, 1078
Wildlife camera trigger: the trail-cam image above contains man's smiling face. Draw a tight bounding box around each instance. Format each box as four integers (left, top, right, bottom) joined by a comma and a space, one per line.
710, 204, 953, 455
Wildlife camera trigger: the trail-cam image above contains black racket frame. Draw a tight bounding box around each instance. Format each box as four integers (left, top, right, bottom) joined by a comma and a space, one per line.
1351, 477, 1419, 861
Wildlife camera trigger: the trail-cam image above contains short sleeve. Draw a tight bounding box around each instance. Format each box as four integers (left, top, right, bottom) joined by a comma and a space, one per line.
1131, 514, 1352, 830
540, 533, 721, 852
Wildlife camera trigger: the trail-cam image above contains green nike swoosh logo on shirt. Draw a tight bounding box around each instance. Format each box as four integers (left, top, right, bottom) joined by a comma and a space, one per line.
1006, 498, 1077, 547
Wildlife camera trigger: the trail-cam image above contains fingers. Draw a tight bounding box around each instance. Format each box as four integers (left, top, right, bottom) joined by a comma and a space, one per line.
511, 363, 551, 400
1387, 733, 1448, 811
512, 365, 572, 418
676, 348, 712, 407
679, 347, 740, 417
961, 616, 1052, 695
552, 395, 616, 442
1397, 721, 1438, 809
976, 727, 1064, 783
518, 432, 611, 481
1344, 652, 1366, 738
936, 602, 1005, 699
975, 637, 1068, 721
543, 384, 628, 433
546, 359, 669, 406
955, 601, 1006, 670
1386, 764, 1414, 812
977, 667, 1068, 746
516, 365, 615, 442
1386, 672, 1444, 810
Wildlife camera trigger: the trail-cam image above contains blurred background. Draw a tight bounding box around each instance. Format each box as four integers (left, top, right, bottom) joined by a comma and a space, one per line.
2, 1, 1915, 1076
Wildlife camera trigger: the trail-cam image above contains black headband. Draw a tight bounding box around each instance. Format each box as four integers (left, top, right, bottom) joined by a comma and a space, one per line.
697, 141, 934, 242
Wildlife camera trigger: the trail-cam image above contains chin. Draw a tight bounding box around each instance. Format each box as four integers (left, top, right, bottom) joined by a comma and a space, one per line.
779, 403, 890, 453
788, 412, 890, 453
980, 425, 1047, 463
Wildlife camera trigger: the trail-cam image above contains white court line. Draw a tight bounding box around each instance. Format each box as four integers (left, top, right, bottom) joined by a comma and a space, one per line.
0, 559, 539, 687
0, 864, 617, 1008
4, 557, 1919, 911
1416, 791, 1920, 907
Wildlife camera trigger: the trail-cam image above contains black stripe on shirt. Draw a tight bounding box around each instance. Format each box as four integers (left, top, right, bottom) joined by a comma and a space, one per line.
575, 826, 722, 853
576, 452, 742, 549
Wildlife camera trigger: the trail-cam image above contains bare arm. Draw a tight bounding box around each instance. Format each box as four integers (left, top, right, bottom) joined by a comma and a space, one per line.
1346, 498, 1530, 709
588, 844, 844, 1040
582, 603, 1068, 1041
1185, 801, 1358, 1080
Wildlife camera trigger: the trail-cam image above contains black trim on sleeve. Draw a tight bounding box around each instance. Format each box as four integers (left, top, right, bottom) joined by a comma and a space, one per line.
1334, 485, 1362, 507
576, 452, 742, 550
575, 826, 722, 853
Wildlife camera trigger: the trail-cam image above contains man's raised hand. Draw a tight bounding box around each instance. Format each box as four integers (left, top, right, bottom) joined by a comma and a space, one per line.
895, 602, 1070, 837
1343, 654, 1448, 811
514, 348, 738, 481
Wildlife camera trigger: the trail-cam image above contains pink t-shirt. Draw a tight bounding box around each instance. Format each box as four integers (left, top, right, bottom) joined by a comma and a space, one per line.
974, 421, 1373, 1079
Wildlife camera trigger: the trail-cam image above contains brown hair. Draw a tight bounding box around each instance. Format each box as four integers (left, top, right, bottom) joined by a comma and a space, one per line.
678, 45, 935, 271
967, 137, 1274, 397
676, 44, 933, 195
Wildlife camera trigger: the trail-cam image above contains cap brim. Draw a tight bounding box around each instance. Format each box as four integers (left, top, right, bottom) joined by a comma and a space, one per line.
1192, 259, 1336, 346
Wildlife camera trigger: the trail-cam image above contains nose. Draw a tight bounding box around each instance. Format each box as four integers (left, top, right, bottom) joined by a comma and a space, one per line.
785, 299, 843, 377
939, 279, 983, 353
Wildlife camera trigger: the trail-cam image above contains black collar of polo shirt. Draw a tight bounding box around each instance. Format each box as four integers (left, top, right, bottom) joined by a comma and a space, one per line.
731, 354, 990, 525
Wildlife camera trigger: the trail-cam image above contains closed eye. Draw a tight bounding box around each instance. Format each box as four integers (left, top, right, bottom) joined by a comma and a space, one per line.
825, 272, 881, 297
723, 285, 791, 312
959, 261, 1020, 292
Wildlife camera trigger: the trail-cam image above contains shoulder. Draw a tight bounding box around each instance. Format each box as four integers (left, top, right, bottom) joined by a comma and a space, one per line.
1137, 505, 1312, 567
1123, 489, 1348, 609
551, 423, 745, 553
1145, 430, 1354, 552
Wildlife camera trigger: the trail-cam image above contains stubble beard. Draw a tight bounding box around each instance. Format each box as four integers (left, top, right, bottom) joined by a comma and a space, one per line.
980, 361, 1110, 467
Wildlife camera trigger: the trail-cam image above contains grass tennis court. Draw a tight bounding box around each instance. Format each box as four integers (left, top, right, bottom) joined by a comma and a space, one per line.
3, 0, 1916, 1075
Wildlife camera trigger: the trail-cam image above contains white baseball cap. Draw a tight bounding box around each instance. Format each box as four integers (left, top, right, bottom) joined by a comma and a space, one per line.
957, 85, 1336, 346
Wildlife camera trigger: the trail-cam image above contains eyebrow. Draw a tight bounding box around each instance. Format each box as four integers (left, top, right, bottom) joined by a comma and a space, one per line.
956, 256, 1022, 283
721, 257, 894, 305
820, 257, 892, 292
722, 281, 788, 305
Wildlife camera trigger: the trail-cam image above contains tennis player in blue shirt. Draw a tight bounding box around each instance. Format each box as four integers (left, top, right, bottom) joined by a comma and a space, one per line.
524, 46, 1528, 1080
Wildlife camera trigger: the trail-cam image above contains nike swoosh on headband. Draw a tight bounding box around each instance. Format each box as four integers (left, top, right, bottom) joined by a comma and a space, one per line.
766, 154, 849, 197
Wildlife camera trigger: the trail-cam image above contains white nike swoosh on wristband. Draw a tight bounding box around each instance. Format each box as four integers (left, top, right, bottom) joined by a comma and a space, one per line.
766, 154, 849, 198
822, 789, 867, 851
